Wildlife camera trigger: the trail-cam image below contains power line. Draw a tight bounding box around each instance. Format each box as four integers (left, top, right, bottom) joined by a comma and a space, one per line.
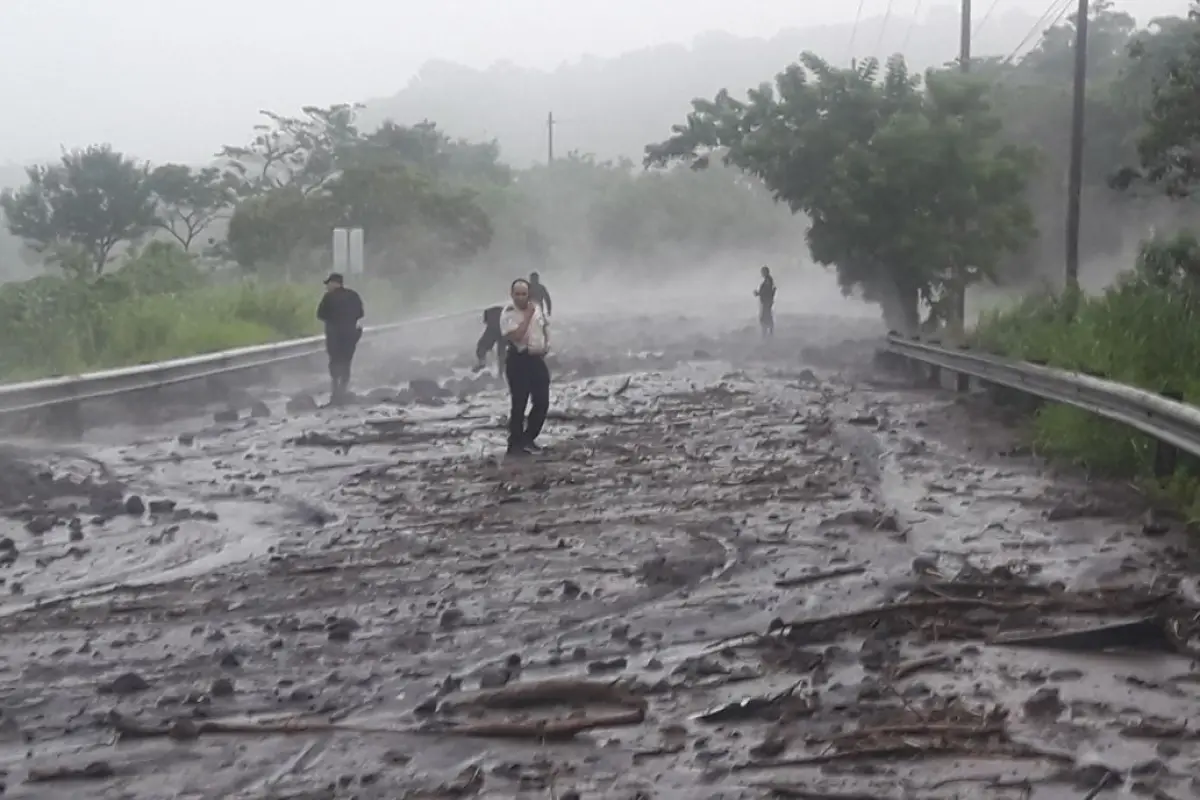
848, 0, 868, 59
875, 0, 898, 58
1002, 0, 1073, 64
900, 0, 925, 53
973, 0, 1004, 37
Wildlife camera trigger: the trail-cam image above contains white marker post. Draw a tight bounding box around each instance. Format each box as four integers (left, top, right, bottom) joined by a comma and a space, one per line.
331, 227, 364, 275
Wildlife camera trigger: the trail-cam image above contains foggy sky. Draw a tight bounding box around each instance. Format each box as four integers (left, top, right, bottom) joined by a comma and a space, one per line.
0, 0, 1191, 165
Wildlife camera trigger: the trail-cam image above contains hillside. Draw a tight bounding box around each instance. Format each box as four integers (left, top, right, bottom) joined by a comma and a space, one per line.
361, 6, 1054, 164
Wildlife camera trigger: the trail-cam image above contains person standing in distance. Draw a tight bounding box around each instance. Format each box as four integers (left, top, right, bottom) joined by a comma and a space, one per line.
500, 278, 551, 456
316, 272, 364, 404
528, 271, 553, 316
754, 265, 776, 339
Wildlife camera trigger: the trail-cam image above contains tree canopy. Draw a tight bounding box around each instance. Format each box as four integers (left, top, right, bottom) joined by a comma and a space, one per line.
645, 54, 1036, 331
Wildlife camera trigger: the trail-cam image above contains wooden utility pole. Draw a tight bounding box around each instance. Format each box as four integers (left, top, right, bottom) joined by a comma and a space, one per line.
953, 0, 971, 333
1065, 0, 1089, 292
547, 112, 555, 163
960, 0, 971, 71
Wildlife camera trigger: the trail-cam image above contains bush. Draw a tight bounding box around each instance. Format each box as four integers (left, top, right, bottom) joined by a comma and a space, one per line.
973, 232, 1200, 517
0, 244, 321, 380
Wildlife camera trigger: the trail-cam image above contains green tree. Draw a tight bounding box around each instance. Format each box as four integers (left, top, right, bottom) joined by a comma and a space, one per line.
218, 104, 362, 196
147, 164, 237, 252
645, 53, 1036, 332
1127, 8, 1200, 196
0, 145, 156, 275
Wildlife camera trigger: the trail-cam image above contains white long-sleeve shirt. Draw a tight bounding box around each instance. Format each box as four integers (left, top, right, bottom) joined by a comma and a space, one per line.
500, 302, 550, 354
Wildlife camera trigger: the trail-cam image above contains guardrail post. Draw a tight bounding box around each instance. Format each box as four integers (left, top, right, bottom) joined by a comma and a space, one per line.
926, 364, 941, 388
954, 371, 970, 392
1154, 389, 1183, 478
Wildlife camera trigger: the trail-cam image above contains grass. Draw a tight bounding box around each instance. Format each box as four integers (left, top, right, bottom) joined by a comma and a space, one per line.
0, 243, 414, 381
971, 232, 1200, 519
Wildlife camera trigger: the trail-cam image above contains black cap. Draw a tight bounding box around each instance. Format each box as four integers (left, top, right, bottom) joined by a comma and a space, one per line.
323, 272, 344, 285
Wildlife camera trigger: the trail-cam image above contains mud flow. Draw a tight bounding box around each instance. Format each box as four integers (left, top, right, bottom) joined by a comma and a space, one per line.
0, 310, 1198, 799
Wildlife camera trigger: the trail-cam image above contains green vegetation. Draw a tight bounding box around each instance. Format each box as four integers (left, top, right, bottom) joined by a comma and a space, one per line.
0, 243, 319, 379
639, 1, 1200, 510
974, 5, 1200, 512
0, 105, 793, 381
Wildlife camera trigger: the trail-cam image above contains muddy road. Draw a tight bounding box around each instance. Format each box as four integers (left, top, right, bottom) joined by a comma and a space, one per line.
0, 310, 1198, 799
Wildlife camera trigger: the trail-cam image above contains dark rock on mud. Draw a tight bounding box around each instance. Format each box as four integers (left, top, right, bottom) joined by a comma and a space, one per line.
286, 394, 318, 414
1023, 686, 1066, 720
123, 495, 145, 516
249, 401, 271, 418
213, 408, 240, 423
99, 672, 151, 696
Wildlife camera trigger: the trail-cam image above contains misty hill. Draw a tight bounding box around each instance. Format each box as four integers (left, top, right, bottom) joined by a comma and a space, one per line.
361, 5, 1057, 165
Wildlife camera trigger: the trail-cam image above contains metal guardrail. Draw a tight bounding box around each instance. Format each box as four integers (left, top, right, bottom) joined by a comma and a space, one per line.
0, 310, 476, 416
885, 333, 1200, 465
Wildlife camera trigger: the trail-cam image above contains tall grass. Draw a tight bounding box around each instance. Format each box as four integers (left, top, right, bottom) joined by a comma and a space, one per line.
0, 243, 322, 380
973, 232, 1200, 516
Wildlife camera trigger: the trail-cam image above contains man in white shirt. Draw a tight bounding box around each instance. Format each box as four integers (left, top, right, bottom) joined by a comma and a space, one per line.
500, 278, 551, 456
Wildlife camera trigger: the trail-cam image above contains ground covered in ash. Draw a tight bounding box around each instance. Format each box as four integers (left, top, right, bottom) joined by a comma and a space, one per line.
0, 311, 1199, 799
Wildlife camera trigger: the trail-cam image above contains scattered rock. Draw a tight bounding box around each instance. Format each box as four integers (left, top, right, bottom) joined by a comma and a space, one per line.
1023, 687, 1065, 720
211, 678, 235, 698
286, 394, 318, 414
249, 401, 271, 418
99, 672, 151, 696
148, 499, 176, 514
123, 496, 145, 516
24, 515, 55, 535
213, 408, 240, 423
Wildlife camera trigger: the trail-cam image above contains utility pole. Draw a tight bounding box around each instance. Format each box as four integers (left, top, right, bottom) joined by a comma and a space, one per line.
546, 112, 555, 163
1065, 0, 1089, 293
953, 0, 970, 333
960, 0, 971, 72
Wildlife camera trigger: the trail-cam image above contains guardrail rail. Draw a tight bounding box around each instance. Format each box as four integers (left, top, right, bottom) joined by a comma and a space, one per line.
0, 310, 476, 422
885, 332, 1200, 476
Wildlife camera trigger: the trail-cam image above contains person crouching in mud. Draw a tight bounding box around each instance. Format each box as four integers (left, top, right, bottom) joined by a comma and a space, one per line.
316, 272, 364, 403
474, 305, 506, 376
500, 279, 551, 457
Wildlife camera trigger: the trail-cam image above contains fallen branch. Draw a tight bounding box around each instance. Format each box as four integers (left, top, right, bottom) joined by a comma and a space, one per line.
732, 741, 1074, 772
427, 678, 648, 740
775, 565, 866, 589
810, 722, 1005, 746
889, 654, 953, 680
26, 761, 115, 783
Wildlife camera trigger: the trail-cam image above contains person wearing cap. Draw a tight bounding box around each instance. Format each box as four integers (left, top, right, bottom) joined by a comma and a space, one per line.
316, 272, 365, 403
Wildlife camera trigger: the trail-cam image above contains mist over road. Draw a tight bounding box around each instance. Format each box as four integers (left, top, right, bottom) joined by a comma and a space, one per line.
0, 308, 1192, 799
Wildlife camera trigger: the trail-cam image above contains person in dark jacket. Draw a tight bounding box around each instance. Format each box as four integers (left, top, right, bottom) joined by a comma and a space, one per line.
754, 265, 776, 339
316, 272, 364, 403
474, 305, 506, 375
529, 271, 552, 316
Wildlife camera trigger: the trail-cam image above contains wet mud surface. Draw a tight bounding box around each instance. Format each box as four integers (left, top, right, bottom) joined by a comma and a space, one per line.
1, 311, 1199, 798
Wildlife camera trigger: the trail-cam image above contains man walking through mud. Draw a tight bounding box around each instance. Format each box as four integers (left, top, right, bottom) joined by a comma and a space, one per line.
529, 271, 552, 316
501, 278, 551, 457
754, 265, 776, 339
474, 304, 506, 376
316, 272, 364, 403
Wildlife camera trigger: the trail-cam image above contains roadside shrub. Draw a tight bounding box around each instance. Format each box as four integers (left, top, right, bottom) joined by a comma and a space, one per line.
973, 232, 1200, 517
0, 245, 320, 380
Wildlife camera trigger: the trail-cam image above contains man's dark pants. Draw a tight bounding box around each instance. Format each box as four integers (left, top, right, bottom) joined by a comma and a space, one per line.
326, 327, 361, 396
505, 348, 550, 448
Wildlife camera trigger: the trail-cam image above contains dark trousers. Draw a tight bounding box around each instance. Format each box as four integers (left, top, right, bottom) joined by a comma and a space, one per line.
326, 328, 361, 397
505, 349, 550, 447
475, 322, 506, 373
759, 304, 775, 338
